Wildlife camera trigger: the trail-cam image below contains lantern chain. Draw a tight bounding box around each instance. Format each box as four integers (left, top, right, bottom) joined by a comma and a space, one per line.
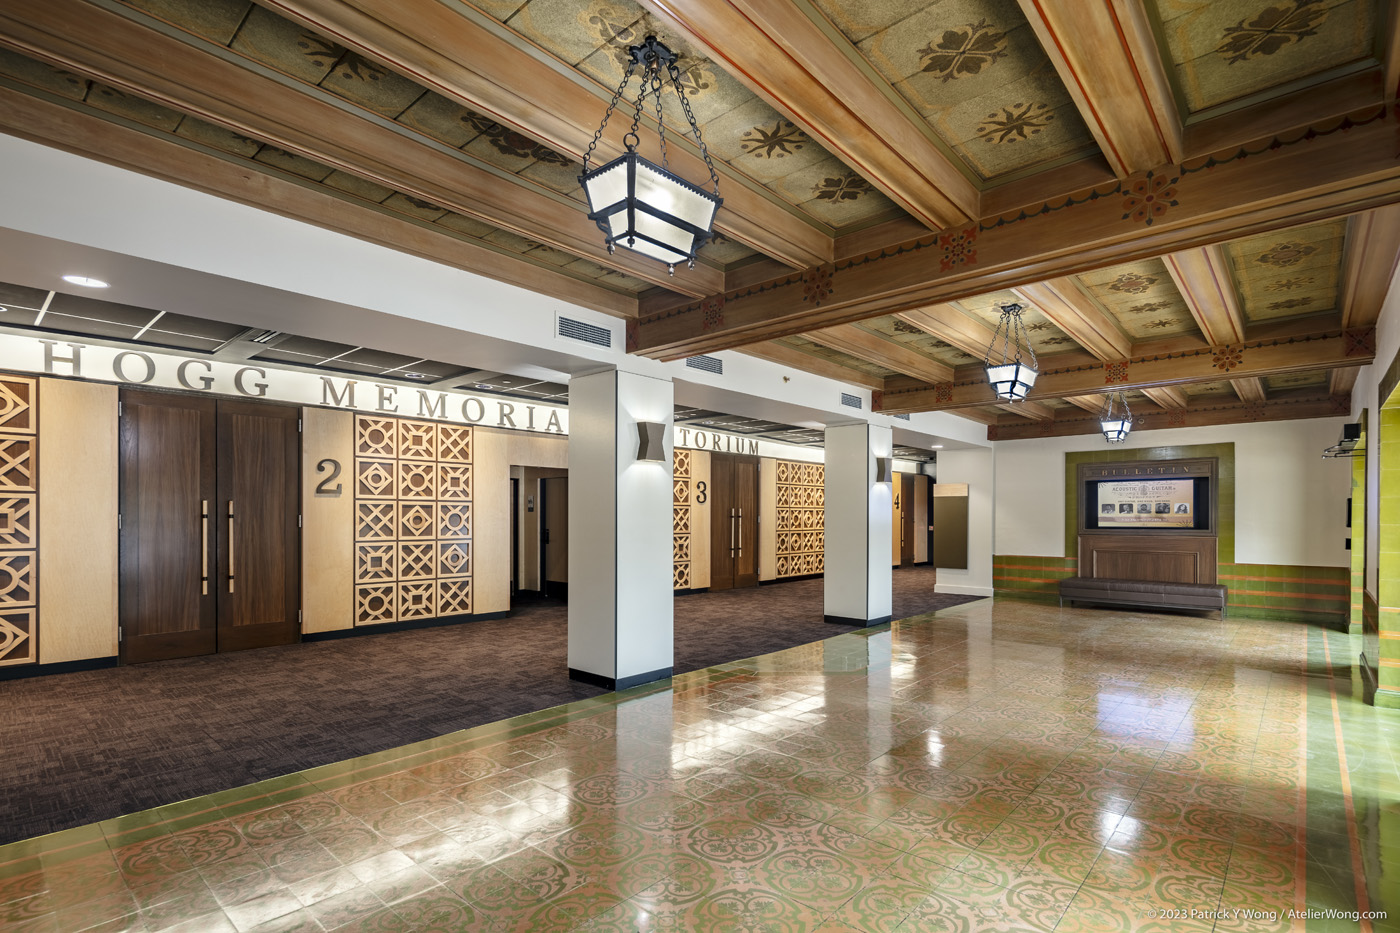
582, 60, 636, 174
668, 62, 720, 197
650, 65, 668, 172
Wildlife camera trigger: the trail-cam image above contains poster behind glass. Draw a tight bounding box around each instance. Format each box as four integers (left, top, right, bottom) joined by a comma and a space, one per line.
1094, 478, 1195, 528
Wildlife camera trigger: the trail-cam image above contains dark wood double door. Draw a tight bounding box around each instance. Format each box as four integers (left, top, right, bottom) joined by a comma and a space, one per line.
119, 391, 300, 663
709, 453, 758, 590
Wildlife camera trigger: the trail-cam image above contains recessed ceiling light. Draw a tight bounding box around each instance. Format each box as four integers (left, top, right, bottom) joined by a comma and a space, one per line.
931, 445, 944, 449
62, 275, 109, 288
0, 307, 7, 313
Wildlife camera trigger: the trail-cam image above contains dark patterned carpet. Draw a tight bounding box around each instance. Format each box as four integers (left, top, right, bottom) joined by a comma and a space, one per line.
0, 566, 979, 843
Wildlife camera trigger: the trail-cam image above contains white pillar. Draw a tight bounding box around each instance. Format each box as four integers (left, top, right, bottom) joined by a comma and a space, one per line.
567, 369, 675, 689
823, 422, 893, 626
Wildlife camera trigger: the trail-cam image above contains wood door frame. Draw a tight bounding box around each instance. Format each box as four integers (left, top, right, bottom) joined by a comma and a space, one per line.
118, 388, 217, 664
214, 397, 301, 653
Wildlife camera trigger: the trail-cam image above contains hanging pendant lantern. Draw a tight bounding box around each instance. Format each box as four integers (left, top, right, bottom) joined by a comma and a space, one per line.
983, 302, 1038, 401
1100, 392, 1133, 443
579, 36, 722, 275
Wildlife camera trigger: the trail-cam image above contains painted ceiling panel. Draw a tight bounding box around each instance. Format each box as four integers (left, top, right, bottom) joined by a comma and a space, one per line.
1075, 259, 1202, 341
773, 336, 903, 378
1180, 379, 1235, 396
951, 290, 1078, 355
1225, 218, 1346, 324
1264, 370, 1329, 392
809, 0, 1098, 181
1149, 0, 1378, 114
491, 0, 902, 229
855, 317, 981, 367
0, 48, 656, 295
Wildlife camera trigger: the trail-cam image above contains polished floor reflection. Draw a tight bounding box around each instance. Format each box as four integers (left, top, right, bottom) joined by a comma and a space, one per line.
1, 597, 1396, 932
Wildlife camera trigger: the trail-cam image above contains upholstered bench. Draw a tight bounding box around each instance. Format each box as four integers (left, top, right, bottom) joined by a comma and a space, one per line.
1058, 576, 1227, 618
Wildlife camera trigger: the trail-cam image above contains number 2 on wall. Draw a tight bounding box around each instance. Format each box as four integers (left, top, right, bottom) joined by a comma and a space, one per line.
315, 458, 343, 497
695, 480, 708, 504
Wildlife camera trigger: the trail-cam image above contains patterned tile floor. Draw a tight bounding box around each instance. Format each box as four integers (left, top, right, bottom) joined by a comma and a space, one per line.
2, 596, 1398, 932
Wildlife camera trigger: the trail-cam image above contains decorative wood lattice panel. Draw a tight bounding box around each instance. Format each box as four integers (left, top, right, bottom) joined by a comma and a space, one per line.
0, 376, 35, 666
775, 460, 824, 579
673, 448, 691, 590
354, 417, 472, 625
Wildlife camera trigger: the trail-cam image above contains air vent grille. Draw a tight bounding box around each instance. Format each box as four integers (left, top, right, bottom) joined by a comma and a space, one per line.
685, 355, 723, 375
250, 330, 281, 344
556, 315, 612, 348
893, 413, 910, 421
840, 392, 862, 409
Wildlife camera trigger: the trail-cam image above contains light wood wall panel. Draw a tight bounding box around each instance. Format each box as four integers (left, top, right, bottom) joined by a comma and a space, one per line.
691, 450, 711, 589
759, 457, 777, 582
892, 472, 903, 567
302, 407, 353, 634
473, 427, 508, 614
39, 378, 116, 663
914, 476, 929, 564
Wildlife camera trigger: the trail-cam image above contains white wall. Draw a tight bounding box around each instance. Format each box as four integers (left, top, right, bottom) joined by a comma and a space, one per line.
994, 418, 1352, 567
935, 448, 994, 596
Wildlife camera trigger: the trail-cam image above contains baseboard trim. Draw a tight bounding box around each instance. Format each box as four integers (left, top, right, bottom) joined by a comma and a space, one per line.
304, 610, 510, 642
936, 584, 993, 597
568, 666, 673, 690
824, 614, 893, 627
759, 574, 822, 585
0, 656, 118, 681
673, 587, 711, 597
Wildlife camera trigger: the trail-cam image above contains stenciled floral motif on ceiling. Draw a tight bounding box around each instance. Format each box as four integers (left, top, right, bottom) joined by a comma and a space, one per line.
1076, 258, 1202, 341
809, 0, 1096, 181
1217, 0, 1330, 63
813, 173, 875, 201
1226, 217, 1345, 324
919, 19, 1009, 81
858, 317, 979, 368
740, 120, 811, 159
1149, 0, 1376, 114
952, 289, 1078, 356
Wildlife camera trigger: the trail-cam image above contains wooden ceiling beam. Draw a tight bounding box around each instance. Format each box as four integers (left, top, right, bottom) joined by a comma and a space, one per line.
1015, 0, 1181, 176
1330, 367, 1360, 397
634, 111, 1400, 357
258, 0, 830, 270
1063, 394, 1106, 413
1015, 278, 1132, 360
0, 85, 637, 317
997, 400, 1056, 421
1232, 377, 1267, 404
633, 0, 978, 229
991, 392, 1344, 440
735, 342, 885, 390
0, 0, 723, 297
875, 328, 1371, 413
1141, 386, 1188, 410
1340, 204, 1400, 329
893, 306, 996, 360
1161, 245, 1246, 346
806, 325, 952, 384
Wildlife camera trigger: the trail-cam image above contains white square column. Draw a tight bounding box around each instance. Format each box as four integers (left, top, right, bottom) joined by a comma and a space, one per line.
567, 369, 675, 689
823, 422, 894, 626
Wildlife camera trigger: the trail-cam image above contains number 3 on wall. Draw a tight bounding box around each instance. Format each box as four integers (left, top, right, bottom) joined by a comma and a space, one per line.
695, 480, 708, 504
315, 458, 343, 497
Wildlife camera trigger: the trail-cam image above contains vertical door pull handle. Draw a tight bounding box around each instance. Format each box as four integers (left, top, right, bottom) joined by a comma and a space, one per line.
227, 500, 235, 593
738, 508, 743, 556
730, 508, 736, 555
200, 500, 208, 595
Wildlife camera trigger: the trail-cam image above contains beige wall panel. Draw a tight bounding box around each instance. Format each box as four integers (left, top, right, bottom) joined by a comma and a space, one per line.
474, 427, 511, 614
39, 378, 117, 663
303, 407, 353, 634
914, 475, 929, 564
692, 450, 711, 588
500, 430, 568, 469
759, 457, 777, 582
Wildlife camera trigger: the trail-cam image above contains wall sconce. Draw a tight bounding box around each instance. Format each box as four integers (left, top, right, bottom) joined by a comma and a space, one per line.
636, 421, 666, 462
875, 457, 892, 483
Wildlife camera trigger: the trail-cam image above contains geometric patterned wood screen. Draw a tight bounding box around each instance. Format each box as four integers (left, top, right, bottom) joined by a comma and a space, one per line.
775, 459, 824, 579
353, 416, 472, 625
672, 448, 691, 590
0, 376, 36, 665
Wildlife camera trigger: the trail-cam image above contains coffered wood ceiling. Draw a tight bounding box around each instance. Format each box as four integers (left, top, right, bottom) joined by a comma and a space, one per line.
0, 0, 1396, 441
